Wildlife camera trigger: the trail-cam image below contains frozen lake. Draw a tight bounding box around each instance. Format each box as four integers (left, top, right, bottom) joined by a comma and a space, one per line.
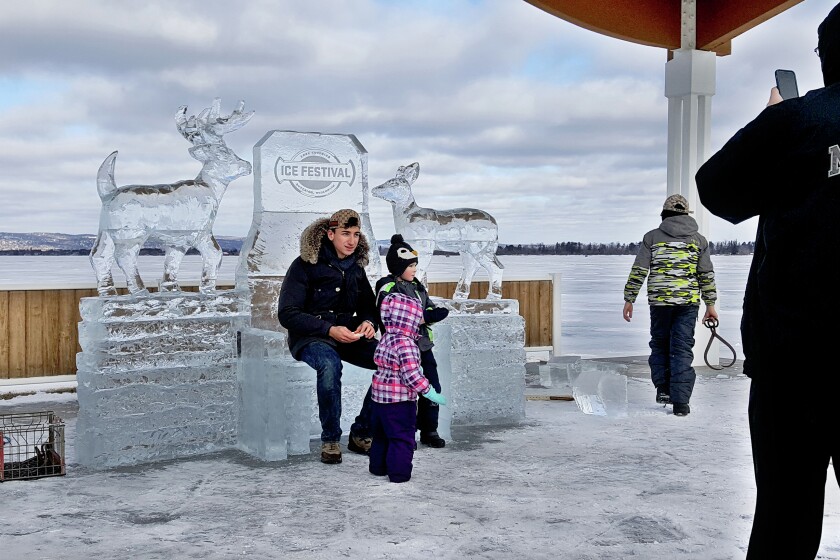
0, 254, 750, 359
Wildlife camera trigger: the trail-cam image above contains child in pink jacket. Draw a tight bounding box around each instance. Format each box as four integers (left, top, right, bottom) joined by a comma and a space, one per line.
370, 292, 446, 482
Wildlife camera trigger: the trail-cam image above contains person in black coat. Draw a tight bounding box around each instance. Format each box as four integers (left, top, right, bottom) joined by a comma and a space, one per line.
696, 4, 840, 557
278, 209, 379, 465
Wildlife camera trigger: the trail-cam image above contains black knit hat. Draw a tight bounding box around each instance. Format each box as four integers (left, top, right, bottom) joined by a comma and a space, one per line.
818, 2, 840, 86
386, 234, 419, 277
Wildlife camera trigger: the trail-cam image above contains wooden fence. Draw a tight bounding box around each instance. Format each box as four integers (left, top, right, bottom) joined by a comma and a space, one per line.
0, 280, 552, 379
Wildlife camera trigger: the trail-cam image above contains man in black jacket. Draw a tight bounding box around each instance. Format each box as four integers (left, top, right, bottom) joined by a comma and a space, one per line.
696, 4, 840, 557
278, 209, 378, 465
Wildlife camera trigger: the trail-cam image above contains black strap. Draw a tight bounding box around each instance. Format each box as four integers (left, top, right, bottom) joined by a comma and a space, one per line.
703, 317, 737, 370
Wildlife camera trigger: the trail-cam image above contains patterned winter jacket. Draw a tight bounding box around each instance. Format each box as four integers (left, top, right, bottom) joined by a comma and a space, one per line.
372, 292, 431, 404
623, 214, 717, 307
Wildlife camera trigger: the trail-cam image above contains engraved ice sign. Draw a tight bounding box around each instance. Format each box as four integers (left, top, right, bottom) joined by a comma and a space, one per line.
275, 149, 356, 197
250, 131, 367, 213
237, 131, 381, 330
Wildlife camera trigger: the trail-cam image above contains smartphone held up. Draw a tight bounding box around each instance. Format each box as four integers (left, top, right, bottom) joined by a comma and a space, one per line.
775, 69, 799, 100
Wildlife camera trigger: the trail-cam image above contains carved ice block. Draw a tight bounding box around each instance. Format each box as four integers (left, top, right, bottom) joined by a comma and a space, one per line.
75, 290, 249, 468
433, 299, 526, 428
236, 328, 373, 459
237, 131, 381, 330
570, 360, 628, 418
237, 328, 291, 461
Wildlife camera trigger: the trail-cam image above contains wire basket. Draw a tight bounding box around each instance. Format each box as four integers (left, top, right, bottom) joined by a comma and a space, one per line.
1, 411, 66, 482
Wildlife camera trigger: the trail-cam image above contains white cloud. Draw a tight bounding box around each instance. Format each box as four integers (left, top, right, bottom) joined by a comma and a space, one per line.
0, 0, 830, 244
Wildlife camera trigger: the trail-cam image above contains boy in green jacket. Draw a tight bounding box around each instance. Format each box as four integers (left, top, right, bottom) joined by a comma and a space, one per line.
622, 194, 717, 416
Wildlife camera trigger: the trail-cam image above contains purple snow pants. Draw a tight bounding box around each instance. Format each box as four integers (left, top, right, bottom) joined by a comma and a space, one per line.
369, 400, 417, 483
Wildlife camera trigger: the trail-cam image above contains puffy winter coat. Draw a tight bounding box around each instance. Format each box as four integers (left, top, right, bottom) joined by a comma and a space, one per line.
277, 217, 378, 360
372, 292, 430, 403
374, 275, 449, 352
623, 214, 717, 307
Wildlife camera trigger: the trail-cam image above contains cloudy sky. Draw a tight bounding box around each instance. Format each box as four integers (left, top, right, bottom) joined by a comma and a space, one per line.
0, 0, 832, 244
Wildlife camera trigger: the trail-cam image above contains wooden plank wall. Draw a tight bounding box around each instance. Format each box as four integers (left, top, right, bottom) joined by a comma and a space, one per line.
0, 280, 552, 379
426, 280, 552, 349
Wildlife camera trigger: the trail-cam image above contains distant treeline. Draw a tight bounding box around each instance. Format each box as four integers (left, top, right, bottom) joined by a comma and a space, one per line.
493, 240, 755, 256
2, 240, 755, 257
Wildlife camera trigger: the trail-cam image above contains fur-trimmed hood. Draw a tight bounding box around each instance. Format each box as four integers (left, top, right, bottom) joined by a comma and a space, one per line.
299, 217, 370, 267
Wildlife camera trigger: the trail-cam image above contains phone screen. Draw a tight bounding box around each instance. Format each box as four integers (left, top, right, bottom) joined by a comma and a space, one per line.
775, 69, 799, 100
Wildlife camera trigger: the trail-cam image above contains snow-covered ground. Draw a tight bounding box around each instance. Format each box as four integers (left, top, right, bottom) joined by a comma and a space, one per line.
3, 365, 839, 560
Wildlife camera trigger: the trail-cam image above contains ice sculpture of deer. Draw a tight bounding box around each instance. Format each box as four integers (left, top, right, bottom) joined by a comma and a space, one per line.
372, 162, 504, 299
90, 99, 254, 296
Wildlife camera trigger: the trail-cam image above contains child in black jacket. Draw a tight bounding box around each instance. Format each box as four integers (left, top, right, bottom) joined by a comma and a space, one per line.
375, 234, 449, 448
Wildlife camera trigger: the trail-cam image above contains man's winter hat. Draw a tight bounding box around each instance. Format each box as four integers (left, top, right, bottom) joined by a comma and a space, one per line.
386, 234, 419, 277
818, 2, 840, 86
328, 209, 361, 229
662, 194, 690, 214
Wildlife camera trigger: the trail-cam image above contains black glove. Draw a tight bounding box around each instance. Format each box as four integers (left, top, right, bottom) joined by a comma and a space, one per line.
424, 307, 449, 324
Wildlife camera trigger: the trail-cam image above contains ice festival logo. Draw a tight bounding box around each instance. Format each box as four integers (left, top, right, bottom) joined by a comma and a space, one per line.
274, 148, 356, 197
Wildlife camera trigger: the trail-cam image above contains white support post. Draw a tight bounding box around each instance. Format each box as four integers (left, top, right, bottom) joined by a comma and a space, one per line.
664, 45, 719, 367
551, 272, 562, 358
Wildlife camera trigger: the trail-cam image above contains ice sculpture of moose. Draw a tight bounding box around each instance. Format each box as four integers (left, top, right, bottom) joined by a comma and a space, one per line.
90, 99, 254, 296
372, 162, 504, 299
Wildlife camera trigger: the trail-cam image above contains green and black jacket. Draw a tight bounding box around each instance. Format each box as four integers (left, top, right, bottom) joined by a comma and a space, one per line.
375, 275, 448, 352
623, 214, 717, 307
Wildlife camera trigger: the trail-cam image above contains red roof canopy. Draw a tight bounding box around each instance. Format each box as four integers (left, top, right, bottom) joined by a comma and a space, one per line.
524, 0, 803, 55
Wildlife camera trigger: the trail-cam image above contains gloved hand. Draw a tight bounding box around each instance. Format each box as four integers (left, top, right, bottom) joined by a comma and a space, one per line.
422, 387, 447, 406
423, 307, 449, 324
